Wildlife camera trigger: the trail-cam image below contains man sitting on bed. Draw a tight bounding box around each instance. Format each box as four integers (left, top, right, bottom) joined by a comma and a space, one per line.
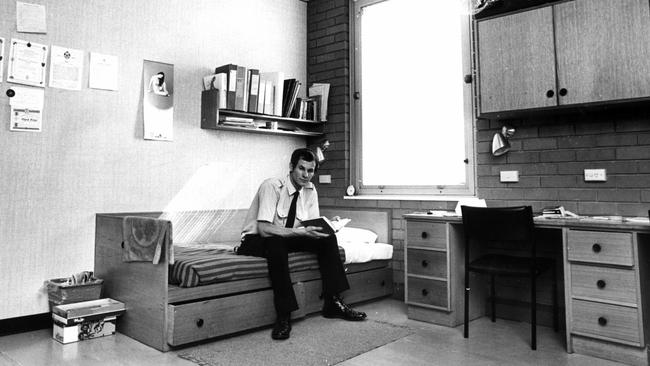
237, 148, 367, 340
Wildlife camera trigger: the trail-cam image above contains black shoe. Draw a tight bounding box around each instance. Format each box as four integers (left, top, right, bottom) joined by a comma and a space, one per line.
271, 316, 291, 340
322, 296, 367, 321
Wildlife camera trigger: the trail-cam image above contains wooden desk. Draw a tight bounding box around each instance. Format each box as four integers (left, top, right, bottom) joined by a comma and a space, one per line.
403, 213, 650, 366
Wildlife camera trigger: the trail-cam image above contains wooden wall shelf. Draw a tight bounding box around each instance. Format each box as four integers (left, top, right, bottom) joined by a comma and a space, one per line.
201, 108, 324, 137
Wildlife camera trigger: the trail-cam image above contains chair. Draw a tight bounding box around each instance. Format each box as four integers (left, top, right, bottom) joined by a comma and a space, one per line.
461, 205, 559, 350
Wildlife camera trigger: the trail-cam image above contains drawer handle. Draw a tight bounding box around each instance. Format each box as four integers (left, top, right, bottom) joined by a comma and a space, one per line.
421, 232, 428, 239
596, 280, 606, 289
559, 88, 568, 96
421, 289, 429, 297
380, 280, 386, 287
598, 317, 607, 326
421, 260, 429, 268
592, 243, 602, 253
196, 318, 204, 327
546, 89, 555, 98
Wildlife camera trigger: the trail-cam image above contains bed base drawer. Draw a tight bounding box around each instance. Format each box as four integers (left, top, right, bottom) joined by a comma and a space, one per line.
167, 283, 305, 346
301, 267, 393, 314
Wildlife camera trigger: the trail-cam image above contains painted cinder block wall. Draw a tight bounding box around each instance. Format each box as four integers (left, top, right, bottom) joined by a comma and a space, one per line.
307, 0, 650, 300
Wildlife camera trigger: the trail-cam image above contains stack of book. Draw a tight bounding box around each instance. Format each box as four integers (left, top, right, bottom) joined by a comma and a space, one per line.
282, 79, 301, 117
219, 116, 255, 128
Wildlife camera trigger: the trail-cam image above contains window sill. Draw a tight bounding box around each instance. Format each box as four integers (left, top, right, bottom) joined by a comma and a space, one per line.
343, 194, 475, 202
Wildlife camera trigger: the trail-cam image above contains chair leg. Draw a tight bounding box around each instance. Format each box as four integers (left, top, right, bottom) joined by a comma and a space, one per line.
490, 274, 496, 322
464, 270, 469, 338
552, 263, 559, 332
531, 274, 537, 350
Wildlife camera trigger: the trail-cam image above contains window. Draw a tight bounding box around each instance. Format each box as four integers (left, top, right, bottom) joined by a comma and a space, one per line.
351, 0, 474, 196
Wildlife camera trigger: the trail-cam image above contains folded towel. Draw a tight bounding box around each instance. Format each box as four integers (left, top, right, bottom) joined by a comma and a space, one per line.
122, 216, 174, 264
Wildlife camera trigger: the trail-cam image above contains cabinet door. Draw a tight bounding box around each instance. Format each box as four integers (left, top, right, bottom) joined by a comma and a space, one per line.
554, 0, 650, 105
477, 6, 557, 114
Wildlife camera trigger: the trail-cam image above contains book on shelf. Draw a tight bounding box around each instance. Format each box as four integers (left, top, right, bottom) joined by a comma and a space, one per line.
282, 79, 301, 118
202, 73, 227, 108
300, 216, 351, 235
260, 71, 284, 116
308, 83, 330, 121
214, 64, 238, 110
263, 79, 274, 115
234, 66, 247, 111
257, 80, 266, 114
247, 69, 260, 113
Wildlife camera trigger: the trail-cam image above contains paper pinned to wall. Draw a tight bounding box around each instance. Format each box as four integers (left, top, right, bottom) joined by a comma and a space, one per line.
16, 2, 47, 34
89, 52, 118, 90
143, 60, 174, 141
0, 38, 5, 83
49, 45, 84, 90
8, 86, 44, 132
7, 38, 48, 87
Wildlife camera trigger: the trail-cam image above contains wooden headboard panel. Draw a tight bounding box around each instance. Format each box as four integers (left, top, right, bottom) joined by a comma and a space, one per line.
320, 207, 391, 243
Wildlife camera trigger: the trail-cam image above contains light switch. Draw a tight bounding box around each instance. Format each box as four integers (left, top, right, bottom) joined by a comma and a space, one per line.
500, 170, 519, 182
584, 169, 606, 182
318, 175, 332, 184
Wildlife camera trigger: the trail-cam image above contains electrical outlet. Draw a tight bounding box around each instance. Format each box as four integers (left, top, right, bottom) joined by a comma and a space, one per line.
318, 175, 332, 184
500, 170, 519, 183
584, 169, 607, 182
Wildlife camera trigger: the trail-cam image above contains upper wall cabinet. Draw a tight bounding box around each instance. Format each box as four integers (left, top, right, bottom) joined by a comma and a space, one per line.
477, 0, 650, 116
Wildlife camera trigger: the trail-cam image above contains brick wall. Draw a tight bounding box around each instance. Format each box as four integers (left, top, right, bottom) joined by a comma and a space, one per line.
477, 109, 650, 217
307, 0, 650, 302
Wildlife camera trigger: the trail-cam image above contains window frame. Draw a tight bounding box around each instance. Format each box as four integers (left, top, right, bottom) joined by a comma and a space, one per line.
349, 0, 476, 197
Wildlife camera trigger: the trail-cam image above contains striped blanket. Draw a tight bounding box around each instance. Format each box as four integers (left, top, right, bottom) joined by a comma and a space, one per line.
170, 244, 346, 288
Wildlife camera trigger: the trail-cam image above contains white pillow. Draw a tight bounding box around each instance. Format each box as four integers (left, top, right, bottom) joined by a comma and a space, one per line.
335, 227, 378, 244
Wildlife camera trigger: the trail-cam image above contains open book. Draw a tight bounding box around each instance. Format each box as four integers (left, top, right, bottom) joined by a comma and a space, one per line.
300, 216, 351, 235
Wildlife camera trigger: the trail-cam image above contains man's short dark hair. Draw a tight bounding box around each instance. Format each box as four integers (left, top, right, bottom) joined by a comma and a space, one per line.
290, 148, 318, 171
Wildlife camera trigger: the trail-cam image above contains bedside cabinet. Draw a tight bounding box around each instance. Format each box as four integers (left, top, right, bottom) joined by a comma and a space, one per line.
565, 228, 650, 366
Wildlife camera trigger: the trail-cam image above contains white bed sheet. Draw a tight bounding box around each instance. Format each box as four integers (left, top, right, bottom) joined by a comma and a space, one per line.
338, 242, 393, 264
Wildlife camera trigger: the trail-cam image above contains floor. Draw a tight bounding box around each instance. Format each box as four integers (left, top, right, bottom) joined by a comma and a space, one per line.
0, 298, 624, 366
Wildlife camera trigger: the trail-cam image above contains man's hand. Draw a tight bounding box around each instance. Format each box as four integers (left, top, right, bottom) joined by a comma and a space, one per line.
298, 226, 330, 238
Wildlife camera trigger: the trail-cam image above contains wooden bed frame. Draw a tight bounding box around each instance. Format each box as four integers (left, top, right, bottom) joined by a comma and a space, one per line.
94, 207, 393, 351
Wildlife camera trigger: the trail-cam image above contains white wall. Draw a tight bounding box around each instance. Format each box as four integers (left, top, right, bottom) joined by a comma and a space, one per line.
0, 0, 307, 319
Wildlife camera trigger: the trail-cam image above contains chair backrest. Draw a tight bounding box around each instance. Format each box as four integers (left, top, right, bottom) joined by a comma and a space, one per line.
461, 205, 534, 245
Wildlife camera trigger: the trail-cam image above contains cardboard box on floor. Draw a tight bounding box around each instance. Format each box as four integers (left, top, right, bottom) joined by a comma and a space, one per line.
52, 298, 125, 344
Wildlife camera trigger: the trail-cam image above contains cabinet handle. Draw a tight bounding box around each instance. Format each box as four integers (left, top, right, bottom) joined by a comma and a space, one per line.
421, 232, 428, 239
421, 289, 429, 297
196, 318, 204, 327
380, 280, 386, 287
546, 90, 555, 98
559, 88, 568, 96
592, 243, 602, 253
421, 260, 429, 268
598, 317, 607, 326
596, 280, 606, 289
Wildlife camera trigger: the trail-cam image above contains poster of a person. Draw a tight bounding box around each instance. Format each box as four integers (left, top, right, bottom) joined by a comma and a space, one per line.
142, 60, 173, 141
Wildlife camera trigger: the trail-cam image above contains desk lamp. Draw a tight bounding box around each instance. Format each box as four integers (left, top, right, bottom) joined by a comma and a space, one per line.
491, 126, 515, 156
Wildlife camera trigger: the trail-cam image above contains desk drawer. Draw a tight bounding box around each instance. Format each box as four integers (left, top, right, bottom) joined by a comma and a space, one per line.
407, 276, 448, 309
571, 299, 641, 345
567, 230, 633, 266
570, 264, 638, 305
406, 221, 446, 250
407, 249, 447, 278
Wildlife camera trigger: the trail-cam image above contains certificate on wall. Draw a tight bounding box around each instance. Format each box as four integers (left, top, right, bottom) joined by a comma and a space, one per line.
89, 52, 118, 90
7, 39, 48, 87
16, 1, 47, 34
9, 86, 44, 132
143, 60, 174, 141
48, 45, 84, 90
0, 38, 5, 83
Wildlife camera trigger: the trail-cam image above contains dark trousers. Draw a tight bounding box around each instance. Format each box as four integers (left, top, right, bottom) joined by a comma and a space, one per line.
237, 234, 350, 316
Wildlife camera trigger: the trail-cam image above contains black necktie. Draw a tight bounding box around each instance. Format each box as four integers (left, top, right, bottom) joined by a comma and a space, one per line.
285, 191, 299, 228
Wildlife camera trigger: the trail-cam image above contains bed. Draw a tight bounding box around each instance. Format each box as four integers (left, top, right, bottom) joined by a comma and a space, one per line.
94, 207, 394, 351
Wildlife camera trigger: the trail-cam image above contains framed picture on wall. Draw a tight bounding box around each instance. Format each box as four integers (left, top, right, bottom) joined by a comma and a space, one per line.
142, 60, 174, 141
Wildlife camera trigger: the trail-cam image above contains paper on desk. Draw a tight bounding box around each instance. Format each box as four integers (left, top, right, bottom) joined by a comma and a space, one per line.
455, 198, 487, 216
9, 86, 44, 132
